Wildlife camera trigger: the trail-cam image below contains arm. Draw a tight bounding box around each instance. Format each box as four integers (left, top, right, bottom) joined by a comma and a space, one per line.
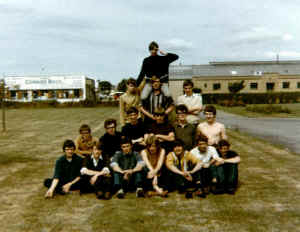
141, 150, 154, 171
119, 96, 126, 126
165, 104, 174, 115
225, 156, 241, 164
156, 131, 175, 142
189, 161, 203, 174
160, 51, 179, 63
165, 154, 184, 176
140, 106, 155, 120
62, 176, 81, 193
45, 178, 59, 198
153, 149, 165, 174
137, 60, 146, 86
220, 124, 227, 140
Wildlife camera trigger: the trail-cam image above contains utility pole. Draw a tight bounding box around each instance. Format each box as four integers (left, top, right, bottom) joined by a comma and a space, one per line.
1, 78, 6, 132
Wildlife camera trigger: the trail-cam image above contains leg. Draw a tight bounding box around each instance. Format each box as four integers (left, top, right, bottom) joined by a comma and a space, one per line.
210, 165, 225, 194
140, 83, 152, 100
224, 163, 238, 193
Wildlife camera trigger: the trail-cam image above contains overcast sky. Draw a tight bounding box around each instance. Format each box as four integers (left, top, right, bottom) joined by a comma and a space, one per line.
0, 0, 299, 84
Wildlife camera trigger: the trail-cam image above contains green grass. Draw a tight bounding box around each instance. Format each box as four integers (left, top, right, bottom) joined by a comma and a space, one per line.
0, 107, 300, 232
216, 103, 300, 118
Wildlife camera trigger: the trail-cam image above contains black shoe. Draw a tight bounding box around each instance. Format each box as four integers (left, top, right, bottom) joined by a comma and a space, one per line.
226, 188, 236, 195
195, 188, 206, 198
96, 191, 104, 199
116, 189, 125, 199
136, 188, 145, 198
185, 191, 193, 199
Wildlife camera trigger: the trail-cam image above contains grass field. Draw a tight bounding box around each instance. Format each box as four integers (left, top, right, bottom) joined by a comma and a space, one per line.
216, 103, 300, 118
0, 107, 300, 232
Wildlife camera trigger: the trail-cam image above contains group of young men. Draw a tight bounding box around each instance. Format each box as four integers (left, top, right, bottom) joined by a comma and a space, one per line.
44, 41, 241, 200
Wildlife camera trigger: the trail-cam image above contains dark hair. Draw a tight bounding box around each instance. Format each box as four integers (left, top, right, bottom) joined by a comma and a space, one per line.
93, 141, 104, 151
183, 80, 194, 88
120, 137, 132, 146
204, 105, 217, 116
63, 140, 76, 151
149, 41, 159, 51
173, 139, 185, 149
79, 124, 91, 134
126, 106, 139, 115
196, 134, 208, 144
153, 107, 165, 116
104, 118, 117, 129
218, 139, 230, 148
127, 78, 137, 87
176, 104, 188, 114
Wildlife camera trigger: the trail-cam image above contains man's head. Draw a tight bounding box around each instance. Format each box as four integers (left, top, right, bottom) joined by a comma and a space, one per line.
151, 76, 161, 90
146, 135, 160, 154
149, 41, 159, 56
173, 139, 185, 156
92, 141, 103, 159
79, 124, 91, 140
218, 139, 230, 156
120, 138, 132, 155
126, 107, 139, 124
196, 134, 209, 153
63, 140, 76, 158
204, 105, 216, 124
183, 80, 194, 96
175, 104, 188, 122
104, 118, 117, 136
153, 107, 165, 124
126, 78, 137, 94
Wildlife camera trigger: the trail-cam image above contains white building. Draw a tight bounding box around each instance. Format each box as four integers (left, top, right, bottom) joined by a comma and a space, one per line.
4, 75, 95, 103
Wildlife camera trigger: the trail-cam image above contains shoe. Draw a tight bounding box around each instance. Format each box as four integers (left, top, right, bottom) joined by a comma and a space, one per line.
96, 191, 104, 199
160, 190, 168, 198
195, 188, 206, 198
136, 188, 145, 198
185, 191, 193, 199
203, 187, 210, 195
226, 188, 236, 195
116, 189, 125, 199
103, 192, 111, 200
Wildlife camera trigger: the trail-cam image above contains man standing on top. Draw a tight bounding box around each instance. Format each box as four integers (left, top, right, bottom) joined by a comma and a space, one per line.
137, 41, 179, 100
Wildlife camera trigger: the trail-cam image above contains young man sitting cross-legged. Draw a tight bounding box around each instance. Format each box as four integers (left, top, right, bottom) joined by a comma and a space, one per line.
44, 140, 83, 198
80, 142, 112, 199
110, 138, 146, 198
210, 139, 241, 194
165, 139, 204, 199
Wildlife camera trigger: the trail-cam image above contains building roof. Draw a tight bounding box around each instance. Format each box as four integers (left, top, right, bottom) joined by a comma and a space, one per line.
169, 60, 300, 80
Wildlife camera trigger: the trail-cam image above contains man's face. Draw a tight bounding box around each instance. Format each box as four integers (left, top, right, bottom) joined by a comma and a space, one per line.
152, 80, 161, 90
127, 83, 136, 94
92, 146, 102, 159
154, 113, 165, 124
176, 110, 186, 122
65, 147, 75, 159
150, 47, 158, 56
121, 143, 132, 154
106, 123, 116, 136
183, 85, 193, 96
128, 112, 138, 124
197, 141, 208, 153
205, 111, 215, 124
80, 130, 90, 140
219, 145, 229, 157
174, 145, 184, 156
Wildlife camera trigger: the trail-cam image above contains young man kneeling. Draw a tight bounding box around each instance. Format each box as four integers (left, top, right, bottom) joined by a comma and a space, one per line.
44, 140, 83, 198
110, 138, 146, 198
80, 142, 112, 199
211, 140, 241, 194
165, 139, 203, 199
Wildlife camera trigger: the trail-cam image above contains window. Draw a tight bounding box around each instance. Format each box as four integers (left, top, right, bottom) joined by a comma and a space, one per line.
297, 82, 300, 89
250, 82, 258, 89
266, 82, 275, 91
213, 83, 221, 90
231, 70, 237, 75
74, 89, 80, 98
10, 91, 16, 98
282, 82, 290, 89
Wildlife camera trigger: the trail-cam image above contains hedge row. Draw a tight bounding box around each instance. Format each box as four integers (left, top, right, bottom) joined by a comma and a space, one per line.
203, 92, 300, 105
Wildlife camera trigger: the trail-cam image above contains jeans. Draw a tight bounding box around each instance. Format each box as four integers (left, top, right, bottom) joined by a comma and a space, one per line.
141, 83, 170, 100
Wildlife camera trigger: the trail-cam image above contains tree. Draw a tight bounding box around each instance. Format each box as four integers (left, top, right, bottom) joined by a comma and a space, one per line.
228, 80, 245, 94
117, 78, 127, 92
98, 81, 112, 94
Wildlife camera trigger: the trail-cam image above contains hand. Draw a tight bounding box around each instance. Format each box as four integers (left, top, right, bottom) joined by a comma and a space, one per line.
62, 183, 72, 193
45, 189, 54, 198
90, 175, 99, 185
203, 163, 210, 168
147, 170, 156, 179
159, 50, 166, 56
152, 176, 158, 186
183, 172, 193, 182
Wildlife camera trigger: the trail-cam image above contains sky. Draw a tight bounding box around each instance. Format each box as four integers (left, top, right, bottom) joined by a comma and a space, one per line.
0, 0, 299, 84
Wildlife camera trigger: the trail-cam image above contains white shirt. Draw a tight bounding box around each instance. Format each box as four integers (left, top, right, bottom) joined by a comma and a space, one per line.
177, 93, 203, 124
80, 155, 110, 175
190, 146, 219, 164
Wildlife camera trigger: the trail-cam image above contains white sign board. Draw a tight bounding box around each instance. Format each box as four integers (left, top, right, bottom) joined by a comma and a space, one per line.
5, 76, 85, 90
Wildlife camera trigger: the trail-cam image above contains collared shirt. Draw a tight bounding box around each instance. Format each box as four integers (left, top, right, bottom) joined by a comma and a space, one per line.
173, 122, 196, 151
142, 91, 174, 115
177, 93, 203, 124
80, 154, 110, 175
165, 151, 199, 172
190, 146, 219, 164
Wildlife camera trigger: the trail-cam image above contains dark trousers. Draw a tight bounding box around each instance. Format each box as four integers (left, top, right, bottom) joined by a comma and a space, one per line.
210, 164, 238, 190
80, 175, 112, 194
143, 166, 167, 191
165, 170, 202, 192
113, 171, 145, 192
44, 178, 81, 194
